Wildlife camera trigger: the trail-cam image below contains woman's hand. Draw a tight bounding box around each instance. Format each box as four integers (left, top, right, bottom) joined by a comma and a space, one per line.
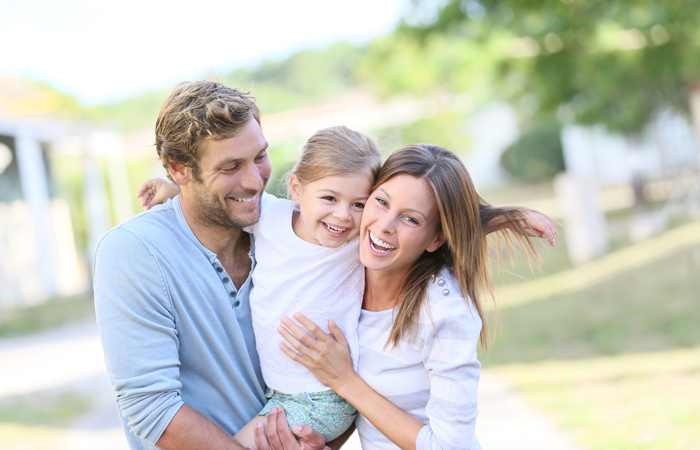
136, 177, 181, 210
278, 313, 356, 393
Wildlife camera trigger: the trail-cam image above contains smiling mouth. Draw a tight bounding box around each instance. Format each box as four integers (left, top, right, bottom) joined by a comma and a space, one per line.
324, 222, 348, 235
230, 194, 258, 204
369, 230, 396, 254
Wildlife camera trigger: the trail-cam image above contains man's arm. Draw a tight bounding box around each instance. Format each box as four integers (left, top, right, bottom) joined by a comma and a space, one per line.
94, 228, 243, 449
157, 405, 245, 450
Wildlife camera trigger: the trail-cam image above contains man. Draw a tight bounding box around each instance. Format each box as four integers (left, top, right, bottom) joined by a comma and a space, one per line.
94, 80, 328, 450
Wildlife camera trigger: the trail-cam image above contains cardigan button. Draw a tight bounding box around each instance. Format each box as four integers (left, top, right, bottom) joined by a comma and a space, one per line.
437, 279, 445, 286
442, 289, 450, 296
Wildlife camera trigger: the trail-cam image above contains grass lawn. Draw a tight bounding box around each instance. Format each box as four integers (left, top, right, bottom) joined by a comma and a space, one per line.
0, 391, 92, 450
480, 222, 700, 449
0, 295, 95, 339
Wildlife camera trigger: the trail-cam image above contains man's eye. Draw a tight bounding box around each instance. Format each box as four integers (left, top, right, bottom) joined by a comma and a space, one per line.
222, 166, 239, 173
255, 152, 268, 161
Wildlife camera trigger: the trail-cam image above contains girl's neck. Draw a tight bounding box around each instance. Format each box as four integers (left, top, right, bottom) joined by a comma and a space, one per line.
363, 268, 407, 312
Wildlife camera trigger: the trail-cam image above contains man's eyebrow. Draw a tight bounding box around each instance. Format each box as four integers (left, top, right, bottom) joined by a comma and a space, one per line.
378, 187, 427, 220
215, 145, 269, 169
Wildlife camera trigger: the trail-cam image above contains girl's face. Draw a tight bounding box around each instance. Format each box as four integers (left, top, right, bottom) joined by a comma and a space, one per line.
290, 173, 373, 248
359, 174, 445, 277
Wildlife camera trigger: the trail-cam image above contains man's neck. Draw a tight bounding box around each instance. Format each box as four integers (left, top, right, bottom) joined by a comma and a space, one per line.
179, 196, 251, 289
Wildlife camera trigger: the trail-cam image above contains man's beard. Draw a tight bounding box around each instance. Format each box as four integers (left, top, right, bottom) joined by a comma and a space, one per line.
189, 180, 262, 229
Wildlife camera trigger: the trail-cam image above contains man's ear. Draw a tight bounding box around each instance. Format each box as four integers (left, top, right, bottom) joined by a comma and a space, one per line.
167, 157, 190, 186
426, 232, 446, 253
289, 174, 302, 204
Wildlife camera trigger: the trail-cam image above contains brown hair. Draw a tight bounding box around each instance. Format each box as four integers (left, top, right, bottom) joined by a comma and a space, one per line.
287, 126, 381, 191
379, 144, 539, 352
155, 80, 261, 182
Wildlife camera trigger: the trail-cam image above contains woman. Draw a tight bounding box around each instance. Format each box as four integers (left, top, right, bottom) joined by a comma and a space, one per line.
276, 143, 546, 450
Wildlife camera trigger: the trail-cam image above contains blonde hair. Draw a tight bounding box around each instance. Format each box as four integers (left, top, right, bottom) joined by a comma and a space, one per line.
378, 144, 539, 352
288, 126, 381, 191
155, 80, 261, 182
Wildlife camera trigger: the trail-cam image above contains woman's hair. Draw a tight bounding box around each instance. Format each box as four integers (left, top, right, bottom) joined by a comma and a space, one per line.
287, 126, 381, 190
155, 80, 260, 182
379, 144, 538, 352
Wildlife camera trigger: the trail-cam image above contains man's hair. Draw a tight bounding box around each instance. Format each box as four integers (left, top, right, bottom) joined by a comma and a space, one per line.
155, 80, 261, 182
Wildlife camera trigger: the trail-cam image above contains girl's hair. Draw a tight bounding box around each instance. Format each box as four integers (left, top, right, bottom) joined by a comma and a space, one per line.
288, 126, 381, 189
379, 144, 539, 352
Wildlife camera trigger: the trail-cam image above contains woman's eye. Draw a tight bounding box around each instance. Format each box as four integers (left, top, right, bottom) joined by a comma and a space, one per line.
405, 216, 419, 225
375, 197, 388, 207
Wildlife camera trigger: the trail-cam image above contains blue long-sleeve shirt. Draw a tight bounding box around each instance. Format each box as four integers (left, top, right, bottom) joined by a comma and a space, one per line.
94, 195, 266, 449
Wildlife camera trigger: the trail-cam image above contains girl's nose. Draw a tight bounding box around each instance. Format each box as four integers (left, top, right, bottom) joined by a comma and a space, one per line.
333, 206, 352, 222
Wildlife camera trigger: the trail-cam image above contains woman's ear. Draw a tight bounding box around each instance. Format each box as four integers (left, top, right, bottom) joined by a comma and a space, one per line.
289, 174, 302, 204
426, 232, 446, 253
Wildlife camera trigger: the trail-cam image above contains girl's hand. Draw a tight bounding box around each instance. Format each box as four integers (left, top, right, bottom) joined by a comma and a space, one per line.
278, 313, 356, 392
515, 211, 557, 246
136, 177, 181, 210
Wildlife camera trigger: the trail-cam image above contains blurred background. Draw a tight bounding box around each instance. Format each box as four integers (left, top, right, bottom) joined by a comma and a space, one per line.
1, 0, 699, 449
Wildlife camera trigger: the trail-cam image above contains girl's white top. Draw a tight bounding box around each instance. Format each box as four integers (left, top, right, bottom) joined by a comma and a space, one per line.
355, 268, 482, 450
247, 194, 363, 394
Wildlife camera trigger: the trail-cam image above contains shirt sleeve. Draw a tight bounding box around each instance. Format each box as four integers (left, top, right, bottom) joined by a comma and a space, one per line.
416, 296, 482, 450
93, 227, 184, 444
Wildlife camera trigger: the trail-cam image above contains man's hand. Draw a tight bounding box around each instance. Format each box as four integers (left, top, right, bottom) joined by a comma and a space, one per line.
253, 408, 327, 450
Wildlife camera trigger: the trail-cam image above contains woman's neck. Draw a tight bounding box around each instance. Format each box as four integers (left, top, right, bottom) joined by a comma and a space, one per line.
363, 268, 408, 312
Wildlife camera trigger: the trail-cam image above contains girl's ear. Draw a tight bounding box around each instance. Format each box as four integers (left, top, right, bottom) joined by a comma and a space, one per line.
426, 232, 446, 253
289, 174, 302, 204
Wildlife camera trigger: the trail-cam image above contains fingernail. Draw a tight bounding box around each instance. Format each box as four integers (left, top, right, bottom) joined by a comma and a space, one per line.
293, 312, 301, 318
292, 425, 302, 433
256, 422, 263, 428
270, 408, 276, 414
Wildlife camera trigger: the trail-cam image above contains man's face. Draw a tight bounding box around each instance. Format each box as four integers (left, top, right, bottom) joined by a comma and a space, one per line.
185, 119, 271, 229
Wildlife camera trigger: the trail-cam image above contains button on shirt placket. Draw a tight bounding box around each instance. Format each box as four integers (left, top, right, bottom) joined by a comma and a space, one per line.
215, 264, 240, 308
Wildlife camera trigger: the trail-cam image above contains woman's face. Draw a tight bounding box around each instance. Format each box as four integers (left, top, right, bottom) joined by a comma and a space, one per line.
359, 174, 445, 277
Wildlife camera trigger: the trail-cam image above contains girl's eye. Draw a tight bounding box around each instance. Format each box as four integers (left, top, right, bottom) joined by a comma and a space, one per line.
352, 202, 365, 209
322, 196, 336, 202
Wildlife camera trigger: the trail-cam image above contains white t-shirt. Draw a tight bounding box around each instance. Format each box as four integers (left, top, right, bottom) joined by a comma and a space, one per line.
247, 194, 363, 394
355, 268, 482, 450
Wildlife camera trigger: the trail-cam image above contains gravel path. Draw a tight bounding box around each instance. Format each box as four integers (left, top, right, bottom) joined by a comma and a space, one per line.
0, 321, 581, 450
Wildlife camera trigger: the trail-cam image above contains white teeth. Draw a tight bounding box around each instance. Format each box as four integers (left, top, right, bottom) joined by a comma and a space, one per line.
325, 223, 347, 234
369, 231, 396, 253
233, 196, 255, 203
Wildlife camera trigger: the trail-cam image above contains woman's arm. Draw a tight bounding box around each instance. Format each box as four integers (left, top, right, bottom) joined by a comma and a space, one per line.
278, 315, 428, 450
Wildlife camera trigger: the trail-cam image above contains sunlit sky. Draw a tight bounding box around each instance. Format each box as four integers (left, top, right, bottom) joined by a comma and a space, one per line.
1, 0, 407, 105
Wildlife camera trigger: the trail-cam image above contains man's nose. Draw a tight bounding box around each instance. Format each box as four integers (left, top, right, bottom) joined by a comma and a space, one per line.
240, 163, 263, 191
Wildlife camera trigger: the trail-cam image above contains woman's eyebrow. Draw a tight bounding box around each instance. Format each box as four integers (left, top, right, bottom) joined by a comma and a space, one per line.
378, 187, 391, 199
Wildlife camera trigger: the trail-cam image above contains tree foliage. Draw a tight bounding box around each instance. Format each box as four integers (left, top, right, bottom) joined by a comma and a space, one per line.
500, 120, 565, 182
387, 0, 700, 134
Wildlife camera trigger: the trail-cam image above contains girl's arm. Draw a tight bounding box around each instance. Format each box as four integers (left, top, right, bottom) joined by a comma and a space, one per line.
278, 314, 428, 450
137, 177, 181, 210
480, 203, 557, 246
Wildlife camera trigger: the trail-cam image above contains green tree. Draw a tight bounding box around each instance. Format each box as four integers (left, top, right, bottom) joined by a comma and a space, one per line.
383, 0, 700, 134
